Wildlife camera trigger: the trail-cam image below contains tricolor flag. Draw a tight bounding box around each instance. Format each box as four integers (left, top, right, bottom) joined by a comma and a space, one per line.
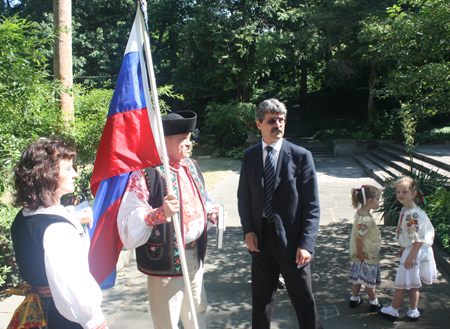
88, 8, 162, 289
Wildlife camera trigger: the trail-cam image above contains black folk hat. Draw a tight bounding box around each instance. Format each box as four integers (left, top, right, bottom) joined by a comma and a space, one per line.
162, 111, 197, 136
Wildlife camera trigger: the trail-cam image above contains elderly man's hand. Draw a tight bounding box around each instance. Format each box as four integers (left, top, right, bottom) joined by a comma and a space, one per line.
162, 194, 179, 218
207, 206, 228, 231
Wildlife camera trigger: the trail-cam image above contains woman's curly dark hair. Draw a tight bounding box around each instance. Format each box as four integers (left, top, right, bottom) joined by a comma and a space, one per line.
13, 138, 76, 210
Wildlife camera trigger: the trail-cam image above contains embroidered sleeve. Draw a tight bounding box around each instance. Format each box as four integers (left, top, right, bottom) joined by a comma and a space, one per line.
117, 171, 153, 250
406, 211, 424, 243
144, 206, 167, 226
125, 171, 149, 200
356, 216, 373, 239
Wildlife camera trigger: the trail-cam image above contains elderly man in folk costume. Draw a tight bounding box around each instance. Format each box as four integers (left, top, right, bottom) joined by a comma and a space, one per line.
117, 111, 222, 329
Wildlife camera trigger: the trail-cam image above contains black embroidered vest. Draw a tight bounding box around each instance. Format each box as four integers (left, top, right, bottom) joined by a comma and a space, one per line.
11, 211, 75, 287
136, 158, 208, 277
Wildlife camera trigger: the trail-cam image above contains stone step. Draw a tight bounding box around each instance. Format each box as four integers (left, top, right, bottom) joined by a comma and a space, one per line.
365, 152, 404, 179
352, 155, 391, 185
370, 150, 412, 177
385, 144, 450, 177
353, 145, 449, 187
309, 148, 333, 158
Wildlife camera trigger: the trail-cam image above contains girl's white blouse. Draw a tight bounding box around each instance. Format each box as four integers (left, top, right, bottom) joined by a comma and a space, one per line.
396, 206, 435, 248
22, 205, 106, 329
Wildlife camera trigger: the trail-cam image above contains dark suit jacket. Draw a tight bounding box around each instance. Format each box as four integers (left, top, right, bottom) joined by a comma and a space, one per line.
237, 139, 320, 268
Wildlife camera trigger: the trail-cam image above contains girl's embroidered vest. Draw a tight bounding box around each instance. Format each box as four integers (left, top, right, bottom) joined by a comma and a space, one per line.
11, 212, 75, 287
136, 158, 208, 277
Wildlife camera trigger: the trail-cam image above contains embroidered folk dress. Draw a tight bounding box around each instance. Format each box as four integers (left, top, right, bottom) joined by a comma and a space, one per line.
11, 205, 107, 329
117, 158, 215, 255
117, 157, 217, 329
348, 212, 382, 288
394, 206, 437, 289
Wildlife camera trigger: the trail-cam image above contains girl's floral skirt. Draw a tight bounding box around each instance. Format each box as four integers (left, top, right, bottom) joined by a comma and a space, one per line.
348, 261, 381, 288
395, 245, 437, 290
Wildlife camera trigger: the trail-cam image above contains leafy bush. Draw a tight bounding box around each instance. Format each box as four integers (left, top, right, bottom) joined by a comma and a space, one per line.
415, 126, 450, 144
0, 16, 63, 200
377, 169, 449, 225
0, 135, 28, 198
213, 146, 245, 160
204, 101, 256, 151
0, 205, 19, 291
426, 187, 450, 253
350, 130, 375, 140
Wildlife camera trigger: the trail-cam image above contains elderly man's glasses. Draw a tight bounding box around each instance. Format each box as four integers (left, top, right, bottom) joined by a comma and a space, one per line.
264, 118, 286, 124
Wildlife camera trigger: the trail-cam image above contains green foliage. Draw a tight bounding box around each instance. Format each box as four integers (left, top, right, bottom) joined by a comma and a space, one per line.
157, 85, 184, 115
66, 86, 113, 164
350, 130, 375, 140
377, 169, 449, 225
213, 147, 245, 160
0, 135, 27, 197
204, 102, 255, 151
0, 16, 62, 139
0, 204, 19, 290
360, 0, 450, 142
0, 16, 63, 199
415, 126, 450, 144
426, 187, 450, 253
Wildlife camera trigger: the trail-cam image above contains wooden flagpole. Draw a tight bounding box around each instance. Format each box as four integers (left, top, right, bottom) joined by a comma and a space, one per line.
135, 4, 200, 329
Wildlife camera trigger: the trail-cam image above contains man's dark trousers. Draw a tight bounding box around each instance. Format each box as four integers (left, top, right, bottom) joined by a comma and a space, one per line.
251, 221, 322, 329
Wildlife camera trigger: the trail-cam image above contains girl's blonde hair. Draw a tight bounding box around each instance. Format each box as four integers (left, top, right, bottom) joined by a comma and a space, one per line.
394, 176, 421, 204
351, 185, 380, 208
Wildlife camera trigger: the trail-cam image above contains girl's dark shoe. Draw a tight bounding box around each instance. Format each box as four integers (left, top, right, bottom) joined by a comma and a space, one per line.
349, 298, 363, 308
369, 302, 382, 312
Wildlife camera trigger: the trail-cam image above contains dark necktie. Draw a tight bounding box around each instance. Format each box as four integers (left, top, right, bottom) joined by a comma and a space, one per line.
264, 146, 275, 222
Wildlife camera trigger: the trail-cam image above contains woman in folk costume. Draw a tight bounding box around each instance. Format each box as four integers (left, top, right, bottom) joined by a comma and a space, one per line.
8, 138, 108, 329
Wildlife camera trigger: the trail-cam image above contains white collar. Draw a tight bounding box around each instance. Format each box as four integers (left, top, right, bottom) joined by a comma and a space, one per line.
23, 205, 81, 229
262, 138, 283, 153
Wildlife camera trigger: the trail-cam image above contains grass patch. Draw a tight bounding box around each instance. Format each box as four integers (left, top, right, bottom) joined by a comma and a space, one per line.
192, 144, 241, 190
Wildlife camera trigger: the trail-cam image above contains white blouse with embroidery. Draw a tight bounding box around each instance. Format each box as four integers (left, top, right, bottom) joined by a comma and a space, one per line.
396, 206, 435, 248
117, 167, 215, 250
22, 205, 107, 329
117, 170, 155, 250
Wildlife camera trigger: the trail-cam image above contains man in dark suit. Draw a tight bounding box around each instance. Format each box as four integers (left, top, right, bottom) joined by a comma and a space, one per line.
238, 99, 323, 329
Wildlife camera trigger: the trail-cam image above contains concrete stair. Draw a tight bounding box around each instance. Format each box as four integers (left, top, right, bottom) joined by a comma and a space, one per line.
309, 147, 333, 158
286, 136, 333, 158
353, 143, 450, 186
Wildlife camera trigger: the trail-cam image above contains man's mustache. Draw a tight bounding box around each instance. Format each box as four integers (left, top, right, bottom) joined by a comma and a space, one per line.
271, 127, 282, 133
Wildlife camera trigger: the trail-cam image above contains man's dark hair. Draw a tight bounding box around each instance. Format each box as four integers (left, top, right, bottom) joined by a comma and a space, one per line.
255, 99, 287, 122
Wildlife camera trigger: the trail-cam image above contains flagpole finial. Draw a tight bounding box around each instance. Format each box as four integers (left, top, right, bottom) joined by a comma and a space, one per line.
139, 0, 149, 34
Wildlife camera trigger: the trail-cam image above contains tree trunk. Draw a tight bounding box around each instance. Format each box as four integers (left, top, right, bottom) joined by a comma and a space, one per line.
243, 86, 251, 103
53, 0, 74, 124
154, 18, 166, 56
300, 59, 307, 98
299, 58, 310, 120
368, 60, 377, 127
237, 78, 242, 103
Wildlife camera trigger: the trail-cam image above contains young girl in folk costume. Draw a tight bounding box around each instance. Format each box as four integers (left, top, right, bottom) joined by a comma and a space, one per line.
348, 185, 383, 312
378, 177, 437, 320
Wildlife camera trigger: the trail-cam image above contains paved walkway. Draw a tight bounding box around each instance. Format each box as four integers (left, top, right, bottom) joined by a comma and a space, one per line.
1, 139, 449, 329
